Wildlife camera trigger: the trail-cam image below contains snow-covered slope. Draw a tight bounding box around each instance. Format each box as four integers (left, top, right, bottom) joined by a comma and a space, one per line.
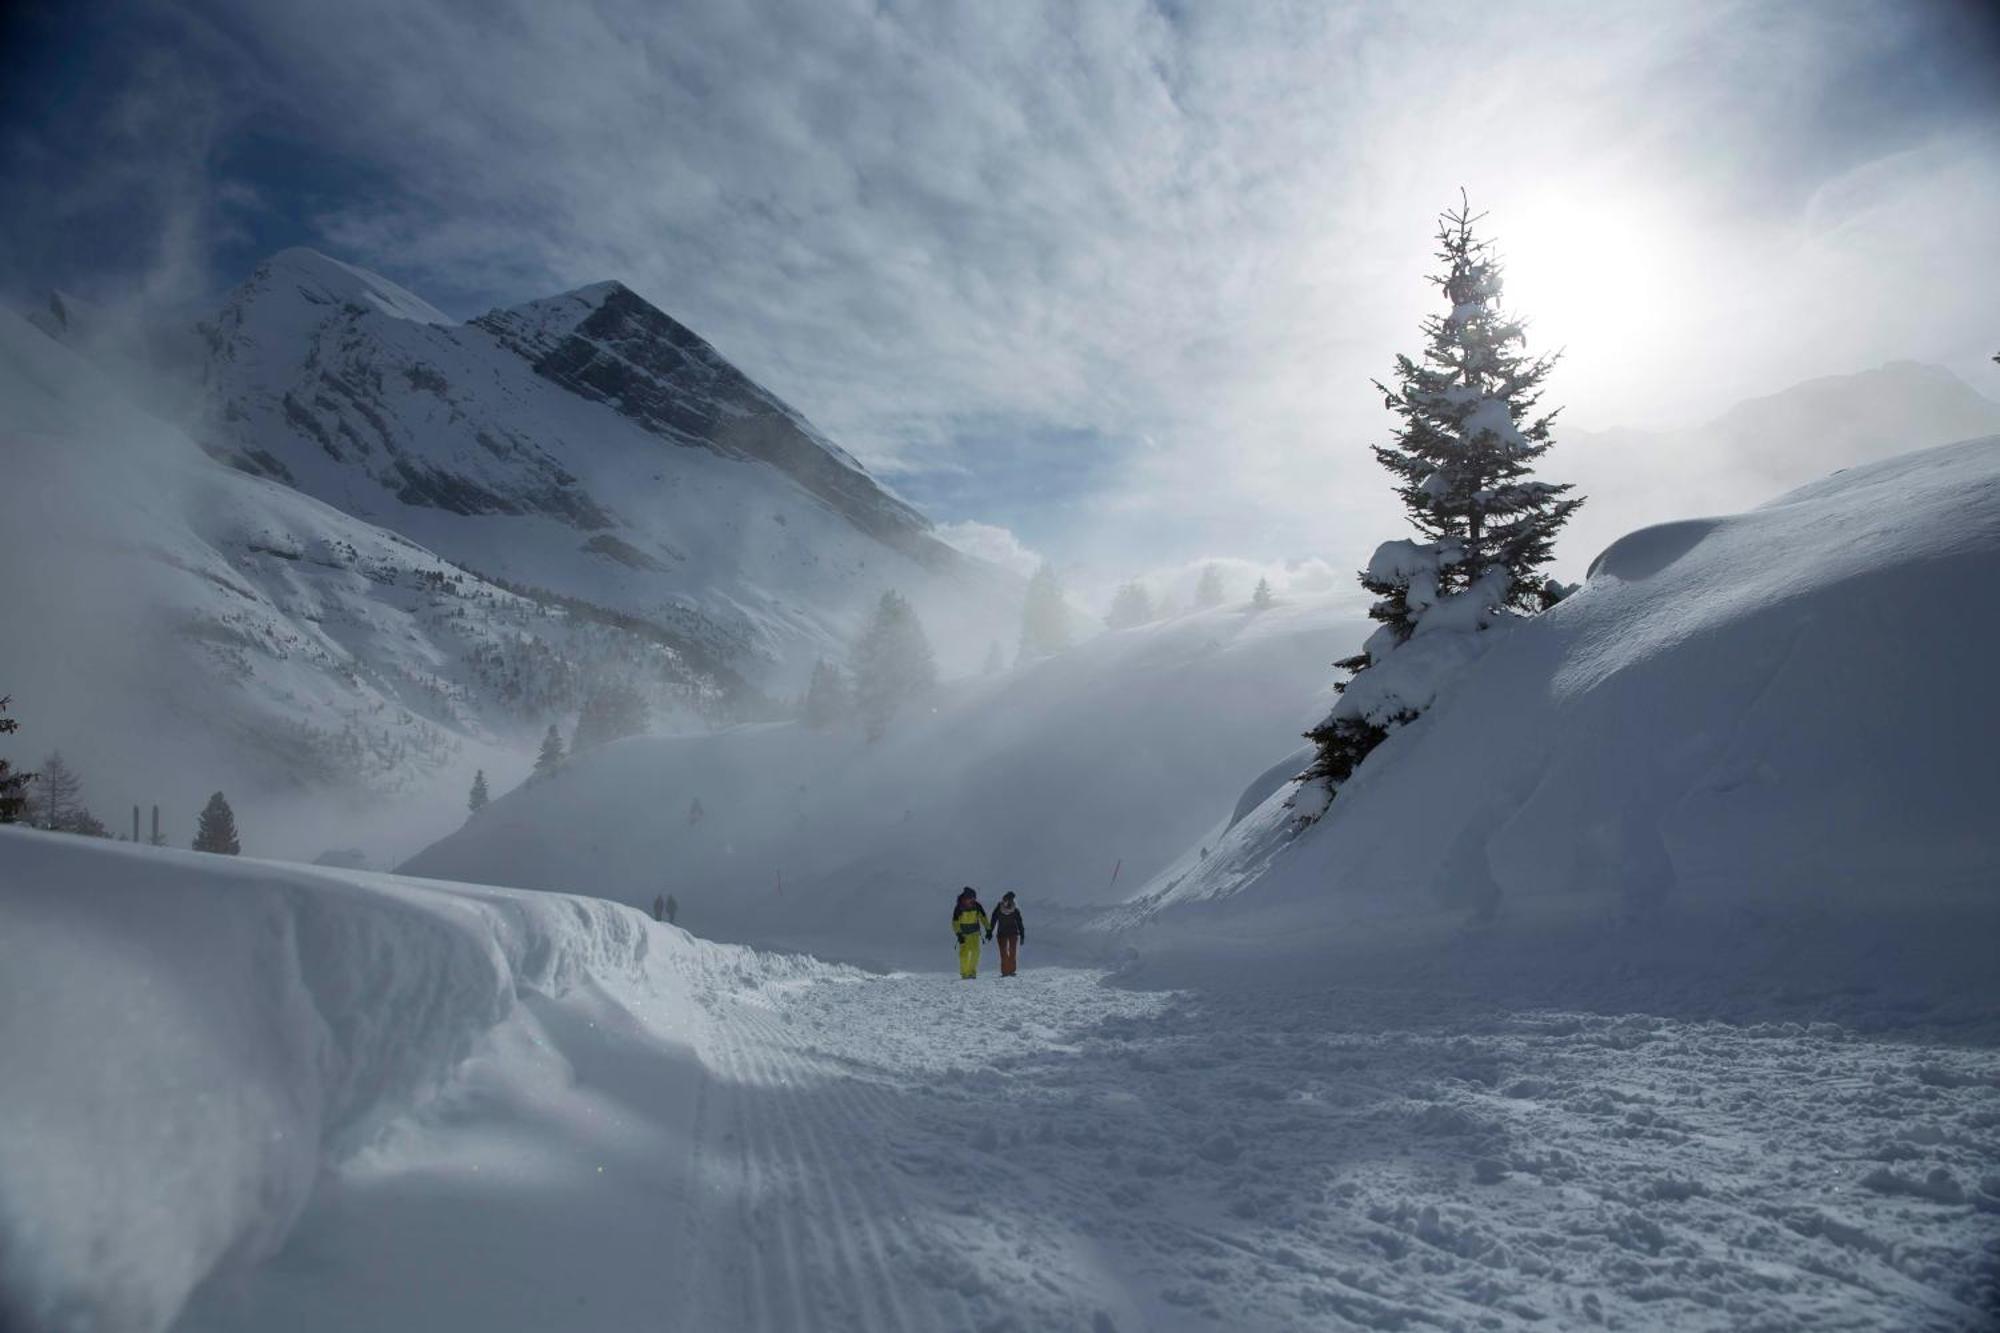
1557, 360, 2000, 581
194, 249, 1013, 686
1124, 437, 2000, 1017
0, 308, 725, 859
9, 828, 1997, 1333
402, 595, 1368, 966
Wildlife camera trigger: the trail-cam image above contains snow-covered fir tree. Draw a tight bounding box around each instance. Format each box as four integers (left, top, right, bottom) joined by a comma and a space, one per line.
1105, 581, 1155, 629
468, 769, 489, 812
0, 697, 33, 824
1195, 564, 1225, 608
532, 724, 566, 778
851, 590, 937, 741
1019, 562, 1071, 659
1251, 577, 1275, 611
572, 681, 648, 751
801, 659, 851, 729
193, 791, 241, 855
1305, 193, 1582, 794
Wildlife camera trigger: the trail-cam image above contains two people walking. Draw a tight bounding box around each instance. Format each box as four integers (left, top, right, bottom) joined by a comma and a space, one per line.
951, 887, 1025, 979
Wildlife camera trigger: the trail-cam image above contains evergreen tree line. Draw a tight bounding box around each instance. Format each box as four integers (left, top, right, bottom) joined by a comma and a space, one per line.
480, 673, 657, 810
797, 590, 938, 741
0, 696, 245, 852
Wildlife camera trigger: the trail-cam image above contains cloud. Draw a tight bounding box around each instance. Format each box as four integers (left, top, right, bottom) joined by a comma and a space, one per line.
934, 519, 1042, 578
10, 0, 1998, 582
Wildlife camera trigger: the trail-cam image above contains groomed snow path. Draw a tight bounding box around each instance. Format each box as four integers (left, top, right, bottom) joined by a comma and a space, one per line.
182, 966, 1998, 1332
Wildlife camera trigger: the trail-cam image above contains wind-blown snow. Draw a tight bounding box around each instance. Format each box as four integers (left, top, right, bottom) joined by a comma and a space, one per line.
402, 595, 1368, 967
257, 247, 455, 326
0, 308, 722, 859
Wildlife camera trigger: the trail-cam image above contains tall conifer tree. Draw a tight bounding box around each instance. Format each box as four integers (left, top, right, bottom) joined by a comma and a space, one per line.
533, 724, 566, 778
801, 659, 851, 729
193, 791, 241, 855
851, 590, 937, 741
1018, 563, 1071, 659
1306, 194, 1581, 790
0, 697, 35, 825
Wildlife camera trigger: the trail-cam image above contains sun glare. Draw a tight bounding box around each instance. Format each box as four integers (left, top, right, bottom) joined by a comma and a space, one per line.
1494, 190, 1708, 423
1499, 193, 1694, 356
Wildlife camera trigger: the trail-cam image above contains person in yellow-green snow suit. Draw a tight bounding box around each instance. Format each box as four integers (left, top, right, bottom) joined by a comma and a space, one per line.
952, 887, 987, 979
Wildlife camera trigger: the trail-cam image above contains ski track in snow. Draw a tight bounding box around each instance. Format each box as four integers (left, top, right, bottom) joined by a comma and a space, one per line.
684, 968, 1998, 1333
172, 960, 1999, 1332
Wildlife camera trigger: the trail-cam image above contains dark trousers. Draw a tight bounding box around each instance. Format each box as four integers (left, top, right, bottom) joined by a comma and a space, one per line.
998, 934, 1019, 976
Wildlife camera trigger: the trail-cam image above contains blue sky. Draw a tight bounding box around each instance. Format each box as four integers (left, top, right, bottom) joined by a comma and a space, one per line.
4, 0, 1998, 590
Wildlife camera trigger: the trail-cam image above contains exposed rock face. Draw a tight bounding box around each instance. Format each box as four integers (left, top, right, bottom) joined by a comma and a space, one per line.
474, 282, 947, 565
191, 249, 1006, 688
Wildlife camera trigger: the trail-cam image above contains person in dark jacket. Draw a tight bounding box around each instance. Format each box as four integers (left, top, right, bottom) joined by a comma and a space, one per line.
986, 891, 1025, 977
952, 887, 987, 979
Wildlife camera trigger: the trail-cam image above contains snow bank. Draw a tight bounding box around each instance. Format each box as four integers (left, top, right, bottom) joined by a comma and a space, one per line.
1128, 438, 2000, 1016
0, 828, 664, 1333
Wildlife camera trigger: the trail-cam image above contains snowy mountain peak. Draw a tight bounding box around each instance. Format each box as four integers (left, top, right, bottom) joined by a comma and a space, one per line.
254, 247, 455, 326
188, 249, 1007, 693
471, 277, 931, 553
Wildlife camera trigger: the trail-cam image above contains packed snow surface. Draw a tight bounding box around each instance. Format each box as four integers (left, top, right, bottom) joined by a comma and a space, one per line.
4, 829, 1996, 1332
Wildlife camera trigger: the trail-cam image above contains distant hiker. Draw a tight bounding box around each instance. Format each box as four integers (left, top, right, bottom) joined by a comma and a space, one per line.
986, 891, 1025, 977
952, 887, 987, 980
665, 894, 679, 926
651, 894, 665, 922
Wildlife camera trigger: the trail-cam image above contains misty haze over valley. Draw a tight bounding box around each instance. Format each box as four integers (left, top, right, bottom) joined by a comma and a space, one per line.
3, 3, 1998, 1331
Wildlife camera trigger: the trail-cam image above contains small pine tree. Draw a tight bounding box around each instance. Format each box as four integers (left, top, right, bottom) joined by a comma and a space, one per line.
193, 791, 241, 855
851, 590, 938, 741
1104, 581, 1155, 630
468, 769, 489, 812
1195, 564, 1225, 608
533, 724, 565, 778
1304, 193, 1581, 792
1251, 577, 1275, 611
802, 659, 851, 729
573, 682, 648, 751
1018, 562, 1071, 659
0, 696, 33, 824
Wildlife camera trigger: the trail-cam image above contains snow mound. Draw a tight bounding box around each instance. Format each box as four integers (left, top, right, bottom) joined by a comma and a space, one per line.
1127, 438, 2000, 1013
1584, 516, 1721, 580
0, 827, 724, 1333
